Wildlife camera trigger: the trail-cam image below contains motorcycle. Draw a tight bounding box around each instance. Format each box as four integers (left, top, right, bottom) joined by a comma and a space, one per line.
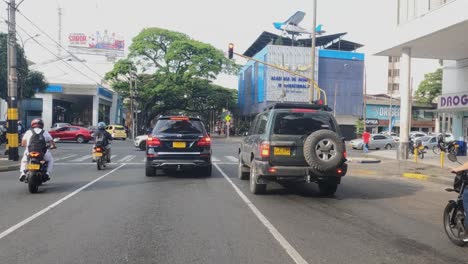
25, 145, 56, 193
408, 139, 425, 159
93, 144, 108, 170
444, 153, 468, 246
434, 141, 459, 155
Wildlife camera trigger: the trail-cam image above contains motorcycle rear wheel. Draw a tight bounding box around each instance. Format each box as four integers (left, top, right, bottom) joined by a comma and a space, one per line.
28, 171, 39, 194
97, 158, 102, 170
443, 201, 467, 246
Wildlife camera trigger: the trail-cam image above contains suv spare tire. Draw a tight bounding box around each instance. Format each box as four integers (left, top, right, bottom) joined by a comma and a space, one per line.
303, 130, 344, 172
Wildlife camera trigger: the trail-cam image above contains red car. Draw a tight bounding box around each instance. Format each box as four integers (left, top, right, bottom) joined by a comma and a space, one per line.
49, 126, 93, 143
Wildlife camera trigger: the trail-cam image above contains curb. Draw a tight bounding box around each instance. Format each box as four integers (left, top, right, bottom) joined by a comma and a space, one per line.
347, 158, 381, 164
0, 164, 20, 172
402, 172, 452, 185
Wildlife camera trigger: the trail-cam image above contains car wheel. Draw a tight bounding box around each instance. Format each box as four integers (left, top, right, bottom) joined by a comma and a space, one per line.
139, 141, 146, 151
145, 163, 156, 177
200, 165, 212, 177
303, 130, 344, 172
318, 179, 339, 196
238, 154, 249, 180
385, 144, 392, 150
76, 136, 85, 144
250, 162, 266, 195
122, 138, 126, 141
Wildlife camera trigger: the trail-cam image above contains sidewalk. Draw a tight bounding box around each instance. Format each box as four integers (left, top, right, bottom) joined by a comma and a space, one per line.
365, 149, 458, 185
0, 155, 20, 172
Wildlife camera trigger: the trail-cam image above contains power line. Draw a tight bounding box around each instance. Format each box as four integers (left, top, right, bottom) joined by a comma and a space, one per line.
16, 9, 105, 80
2, 16, 101, 84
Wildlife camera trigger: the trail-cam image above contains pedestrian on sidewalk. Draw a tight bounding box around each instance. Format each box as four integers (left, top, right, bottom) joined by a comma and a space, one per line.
362, 130, 370, 153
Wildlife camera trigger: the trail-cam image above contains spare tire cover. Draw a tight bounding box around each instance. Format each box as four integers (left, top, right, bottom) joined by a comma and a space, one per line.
303, 130, 344, 172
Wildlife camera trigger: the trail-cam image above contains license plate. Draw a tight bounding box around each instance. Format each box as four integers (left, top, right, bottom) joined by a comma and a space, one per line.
27, 164, 40, 170
274, 147, 291, 156
94, 152, 103, 157
173, 142, 186, 148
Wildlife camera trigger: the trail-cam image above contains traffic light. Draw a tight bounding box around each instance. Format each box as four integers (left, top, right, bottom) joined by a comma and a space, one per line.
228, 43, 234, 59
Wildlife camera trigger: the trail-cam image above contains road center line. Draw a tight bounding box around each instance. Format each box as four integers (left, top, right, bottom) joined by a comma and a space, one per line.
213, 164, 308, 264
0, 164, 126, 240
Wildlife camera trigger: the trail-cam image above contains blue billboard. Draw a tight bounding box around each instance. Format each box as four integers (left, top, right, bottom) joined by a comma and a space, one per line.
366, 104, 400, 120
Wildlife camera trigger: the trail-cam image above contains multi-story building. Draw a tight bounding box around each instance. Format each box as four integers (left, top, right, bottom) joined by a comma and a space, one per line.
238, 31, 365, 140
377, 0, 468, 145
388, 56, 400, 95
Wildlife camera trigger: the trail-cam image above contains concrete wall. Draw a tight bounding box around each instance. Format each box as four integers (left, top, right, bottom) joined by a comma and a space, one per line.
34, 94, 53, 129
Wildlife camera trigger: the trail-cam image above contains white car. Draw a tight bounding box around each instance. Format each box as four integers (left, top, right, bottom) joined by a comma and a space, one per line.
134, 135, 148, 150
409, 131, 427, 139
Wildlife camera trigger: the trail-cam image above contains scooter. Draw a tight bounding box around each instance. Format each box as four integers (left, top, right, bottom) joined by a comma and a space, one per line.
443, 153, 468, 246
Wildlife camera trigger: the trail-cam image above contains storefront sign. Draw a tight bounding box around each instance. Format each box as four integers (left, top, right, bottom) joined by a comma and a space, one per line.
438, 93, 468, 110
98, 87, 113, 99
365, 119, 379, 126
366, 105, 400, 120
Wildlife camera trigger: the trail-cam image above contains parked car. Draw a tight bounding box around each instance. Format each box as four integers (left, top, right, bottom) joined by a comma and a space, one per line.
87, 126, 98, 134
134, 134, 148, 151
106, 125, 127, 140
350, 134, 396, 150
51, 123, 71, 129
239, 103, 347, 196
49, 126, 93, 143
145, 116, 212, 177
409, 131, 427, 139
421, 136, 437, 150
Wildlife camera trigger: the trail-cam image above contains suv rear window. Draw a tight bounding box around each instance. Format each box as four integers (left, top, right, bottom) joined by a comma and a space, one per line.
114, 126, 124, 130
273, 112, 337, 135
154, 119, 205, 134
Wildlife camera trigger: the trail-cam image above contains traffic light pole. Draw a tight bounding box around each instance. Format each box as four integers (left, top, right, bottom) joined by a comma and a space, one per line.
232, 51, 328, 105
7, 0, 19, 161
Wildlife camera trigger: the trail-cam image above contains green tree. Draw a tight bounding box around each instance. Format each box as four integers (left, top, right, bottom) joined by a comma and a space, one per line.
0, 33, 47, 100
355, 119, 364, 137
106, 27, 239, 127
415, 68, 442, 104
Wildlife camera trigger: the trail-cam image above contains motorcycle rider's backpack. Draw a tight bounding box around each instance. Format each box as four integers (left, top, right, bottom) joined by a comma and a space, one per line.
28, 129, 47, 153
94, 130, 108, 147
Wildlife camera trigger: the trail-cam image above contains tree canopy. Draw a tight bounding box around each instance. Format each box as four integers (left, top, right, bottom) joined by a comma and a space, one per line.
106, 27, 239, 127
0, 33, 47, 100
415, 68, 442, 104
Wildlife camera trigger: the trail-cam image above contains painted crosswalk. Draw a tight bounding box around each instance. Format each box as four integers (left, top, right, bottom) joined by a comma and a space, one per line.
55, 154, 239, 164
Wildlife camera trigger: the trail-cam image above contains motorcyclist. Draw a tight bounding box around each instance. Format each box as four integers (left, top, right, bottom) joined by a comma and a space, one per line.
20, 118, 56, 182
451, 163, 468, 241
93, 122, 113, 162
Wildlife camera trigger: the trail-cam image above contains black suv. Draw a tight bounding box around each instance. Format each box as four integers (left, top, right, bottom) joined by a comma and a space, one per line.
145, 116, 212, 177
238, 103, 347, 195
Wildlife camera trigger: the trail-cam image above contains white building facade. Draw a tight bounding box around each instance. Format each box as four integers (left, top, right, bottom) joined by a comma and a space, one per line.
378, 0, 468, 146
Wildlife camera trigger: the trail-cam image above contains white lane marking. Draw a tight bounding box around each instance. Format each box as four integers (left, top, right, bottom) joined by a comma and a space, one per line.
142, 158, 146, 162
71, 155, 93, 162
55, 154, 77, 161
111, 155, 117, 160
118, 155, 135, 162
225, 156, 238, 162
0, 164, 126, 240
212, 156, 220, 162
214, 164, 309, 264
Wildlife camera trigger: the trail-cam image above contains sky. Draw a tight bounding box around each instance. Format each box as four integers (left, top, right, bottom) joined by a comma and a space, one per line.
1, 0, 439, 94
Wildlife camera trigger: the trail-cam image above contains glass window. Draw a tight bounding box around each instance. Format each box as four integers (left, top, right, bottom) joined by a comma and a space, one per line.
273, 112, 335, 135
256, 113, 268, 135
154, 119, 205, 134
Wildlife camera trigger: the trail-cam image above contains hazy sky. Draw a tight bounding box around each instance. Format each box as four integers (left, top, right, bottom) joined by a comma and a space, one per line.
1, 0, 439, 94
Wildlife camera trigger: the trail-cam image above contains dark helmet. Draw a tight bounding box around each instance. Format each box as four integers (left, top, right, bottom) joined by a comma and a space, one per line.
97, 122, 106, 130
31, 118, 44, 129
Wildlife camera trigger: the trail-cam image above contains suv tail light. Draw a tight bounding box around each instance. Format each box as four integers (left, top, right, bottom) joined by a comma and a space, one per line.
260, 141, 270, 158
197, 136, 211, 147
147, 137, 161, 147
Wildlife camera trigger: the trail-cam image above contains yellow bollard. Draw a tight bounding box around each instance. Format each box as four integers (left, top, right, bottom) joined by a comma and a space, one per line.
440, 151, 445, 168
414, 148, 418, 163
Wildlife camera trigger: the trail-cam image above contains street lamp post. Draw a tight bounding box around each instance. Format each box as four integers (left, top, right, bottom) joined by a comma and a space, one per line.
310, 0, 317, 103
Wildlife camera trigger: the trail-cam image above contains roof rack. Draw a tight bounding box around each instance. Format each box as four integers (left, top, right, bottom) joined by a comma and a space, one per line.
264, 102, 332, 112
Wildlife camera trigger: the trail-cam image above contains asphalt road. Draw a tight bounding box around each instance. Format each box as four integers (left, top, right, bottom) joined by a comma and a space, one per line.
0, 138, 467, 263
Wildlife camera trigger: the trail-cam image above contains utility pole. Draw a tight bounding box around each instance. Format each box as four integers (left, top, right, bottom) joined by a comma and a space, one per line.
310, 0, 317, 103
58, 7, 62, 57
130, 78, 135, 141
7, 0, 19, 161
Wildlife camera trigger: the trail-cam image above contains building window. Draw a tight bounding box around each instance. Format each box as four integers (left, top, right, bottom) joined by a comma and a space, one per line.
393, 83, 400, 91
394, 69, 400, 77
389, 57, 392, 63
388, 69, 392, 77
